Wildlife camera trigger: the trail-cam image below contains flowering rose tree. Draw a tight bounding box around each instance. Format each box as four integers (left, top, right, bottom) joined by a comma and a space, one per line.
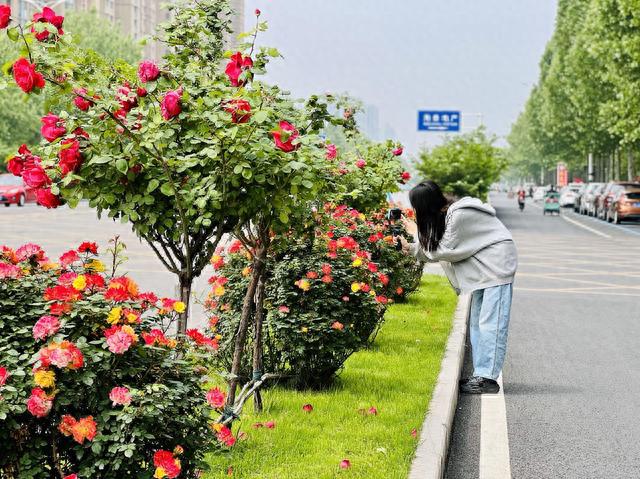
0, 242, 231, 478
2, 0, 330, 334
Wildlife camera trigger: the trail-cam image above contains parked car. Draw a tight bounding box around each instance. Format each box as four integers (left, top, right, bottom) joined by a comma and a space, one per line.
559, 184, 582, 207
581, 183, 605, 216
533, 186, 546, 202
0, 174, 36, 207
606, 184, 640, 223
596, 182, 640, 220
573, 184, 588, 212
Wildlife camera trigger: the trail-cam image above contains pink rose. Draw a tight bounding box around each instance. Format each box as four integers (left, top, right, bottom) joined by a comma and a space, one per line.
271, 121, 300, 153
255, 8, 261, 15
355, 159, 366, 169
22, 166, 51, 189
106, 331, 134, 354
109, 386, 132, 406
73, 88, 93, 111
0, 5, 11, 29
27, 387, 53, 417
41, 113, 66, 142
0, 263, 21, 279
58, 139, 82, 175
33, 315, 61, 341
225, 52, 253, 87
36, 188, 62, 209
161, 88, 182, 120
206, 387, 226, 408
137, 60, 160, 83
325, 144, 337, 160
12, 58, 45, 93
339, 459, 351, 469
393, 146, 403, 156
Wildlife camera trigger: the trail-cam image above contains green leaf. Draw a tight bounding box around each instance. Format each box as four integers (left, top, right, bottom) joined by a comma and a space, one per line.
160, 183, 174, 196
6, 27, 19, 42
147, 179, 160, 193
253, 110, 268, 124
115, 158, 128, 174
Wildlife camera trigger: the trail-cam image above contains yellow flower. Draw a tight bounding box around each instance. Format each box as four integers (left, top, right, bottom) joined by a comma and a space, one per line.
352, 258, 363, 267
212, 423, 224, 432
295, 279, 311, 292
86, 259, 105, 272
215, 334, 222, 340
173, 301, 186, 313
107, 307, 122, 325
41, 262, 59, 271
121, 325, 138, 342
351, 282, 361, 293
34, 369, 55, 388
213, 285, 226, 297
241, 266, 251, 277
301, 327, 309, 333
154, 467, 167, 479
126, 312, 138, 324
72, 274, 87, 291
369, 290, 376, 297
358, 213, 366, 221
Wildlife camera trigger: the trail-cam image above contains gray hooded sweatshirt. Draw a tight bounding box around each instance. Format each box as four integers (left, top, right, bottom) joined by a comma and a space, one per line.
415, 197, 517, 294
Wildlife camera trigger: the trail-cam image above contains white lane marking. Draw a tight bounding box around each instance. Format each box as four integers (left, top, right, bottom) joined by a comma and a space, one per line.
560, 214, 611, 239
480, 374, 512, 479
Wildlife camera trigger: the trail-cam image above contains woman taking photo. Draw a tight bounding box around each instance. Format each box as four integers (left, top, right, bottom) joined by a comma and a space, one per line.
401, 180, 518, 394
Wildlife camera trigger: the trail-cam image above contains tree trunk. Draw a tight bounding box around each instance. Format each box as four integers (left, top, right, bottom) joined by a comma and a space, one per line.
226, 247, 266, 406
177, 275, 192, 334
252, 276, 266, 412
628, 150, 635, 181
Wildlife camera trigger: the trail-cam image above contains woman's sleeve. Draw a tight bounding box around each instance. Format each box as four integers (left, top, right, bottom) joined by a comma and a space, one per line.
424, 211, 478, 263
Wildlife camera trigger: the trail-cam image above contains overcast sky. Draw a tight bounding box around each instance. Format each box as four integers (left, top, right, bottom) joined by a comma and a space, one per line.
243, 1, 557, 155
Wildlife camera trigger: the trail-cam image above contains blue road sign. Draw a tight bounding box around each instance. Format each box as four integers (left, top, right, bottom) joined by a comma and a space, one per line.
418, 110, 461, 132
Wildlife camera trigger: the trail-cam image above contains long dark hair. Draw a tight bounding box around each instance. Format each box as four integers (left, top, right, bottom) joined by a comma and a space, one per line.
409, 180, 449, 252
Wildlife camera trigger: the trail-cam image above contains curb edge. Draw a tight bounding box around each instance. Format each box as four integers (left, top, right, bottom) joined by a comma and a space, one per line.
408, 292, 471, 479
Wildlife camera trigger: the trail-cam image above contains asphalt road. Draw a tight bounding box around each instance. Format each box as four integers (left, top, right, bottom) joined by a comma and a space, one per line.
446, 193, 640, 479
0, 202, 212, 328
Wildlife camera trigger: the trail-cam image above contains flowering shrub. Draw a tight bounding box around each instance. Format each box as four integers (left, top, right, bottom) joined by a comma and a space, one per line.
206, 205, 421, 388
0, 243, 230, 478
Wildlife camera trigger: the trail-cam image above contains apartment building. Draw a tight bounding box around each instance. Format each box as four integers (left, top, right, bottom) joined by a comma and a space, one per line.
5, 0, 245, 59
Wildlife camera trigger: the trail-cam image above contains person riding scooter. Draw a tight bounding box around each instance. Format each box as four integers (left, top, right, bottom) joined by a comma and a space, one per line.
517, 188, 526, 212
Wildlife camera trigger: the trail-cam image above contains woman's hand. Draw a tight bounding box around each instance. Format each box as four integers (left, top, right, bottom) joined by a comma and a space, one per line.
401, 216, 417, 236
396, 235, 412, 254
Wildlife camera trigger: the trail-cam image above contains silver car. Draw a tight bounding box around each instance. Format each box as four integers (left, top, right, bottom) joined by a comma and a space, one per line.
580, 183, 605, 215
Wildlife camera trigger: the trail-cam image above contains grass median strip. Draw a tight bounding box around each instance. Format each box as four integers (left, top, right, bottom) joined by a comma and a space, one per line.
204, 275, 457, 479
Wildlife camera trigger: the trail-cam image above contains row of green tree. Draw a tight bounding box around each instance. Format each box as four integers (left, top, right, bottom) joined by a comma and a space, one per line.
508, 0, 640, 184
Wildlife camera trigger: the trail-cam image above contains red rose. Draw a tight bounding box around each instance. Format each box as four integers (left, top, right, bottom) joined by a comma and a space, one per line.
401, 171, 411, 182
36, 188, 61, 209
136, 86, 147, 97
224, 99, 251, 123
73, 88, 93, 111
393, 146, 403, 156
7, 145, 40, 177
12, 58, 45, 93
40, 113, 66, 142
116, 84, 137, 112
355, 159, 366, 169
161, 88, 182, 120
31, 6, 64, 41
137, 60, 160, 83
22, 166, 51, 189
255, 8, 261, 15
225, 52, 253, 87
73, 127, 89, 139
58, 139, 82, 175
271, 121, 300, 153
0, 5, 11, 29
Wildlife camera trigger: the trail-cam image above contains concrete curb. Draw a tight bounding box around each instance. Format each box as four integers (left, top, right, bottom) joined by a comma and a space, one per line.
409, 293, 471, 479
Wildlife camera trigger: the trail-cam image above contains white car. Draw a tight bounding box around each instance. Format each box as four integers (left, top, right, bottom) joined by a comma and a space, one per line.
559, 185, 581, 207
533, 187, 546, 202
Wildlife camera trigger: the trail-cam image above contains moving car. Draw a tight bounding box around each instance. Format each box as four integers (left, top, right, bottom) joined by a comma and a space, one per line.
0, 174, 35, 207
606, 185, 640, 223
533, 186, 546, 202
579, 183, 604, 215
543, 190, 561, 215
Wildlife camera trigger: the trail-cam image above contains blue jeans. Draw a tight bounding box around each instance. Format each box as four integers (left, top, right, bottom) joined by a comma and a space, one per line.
469, 283, 513, 380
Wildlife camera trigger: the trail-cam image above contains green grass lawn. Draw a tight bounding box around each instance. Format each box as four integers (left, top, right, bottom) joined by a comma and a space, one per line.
204, 275, 457, 479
